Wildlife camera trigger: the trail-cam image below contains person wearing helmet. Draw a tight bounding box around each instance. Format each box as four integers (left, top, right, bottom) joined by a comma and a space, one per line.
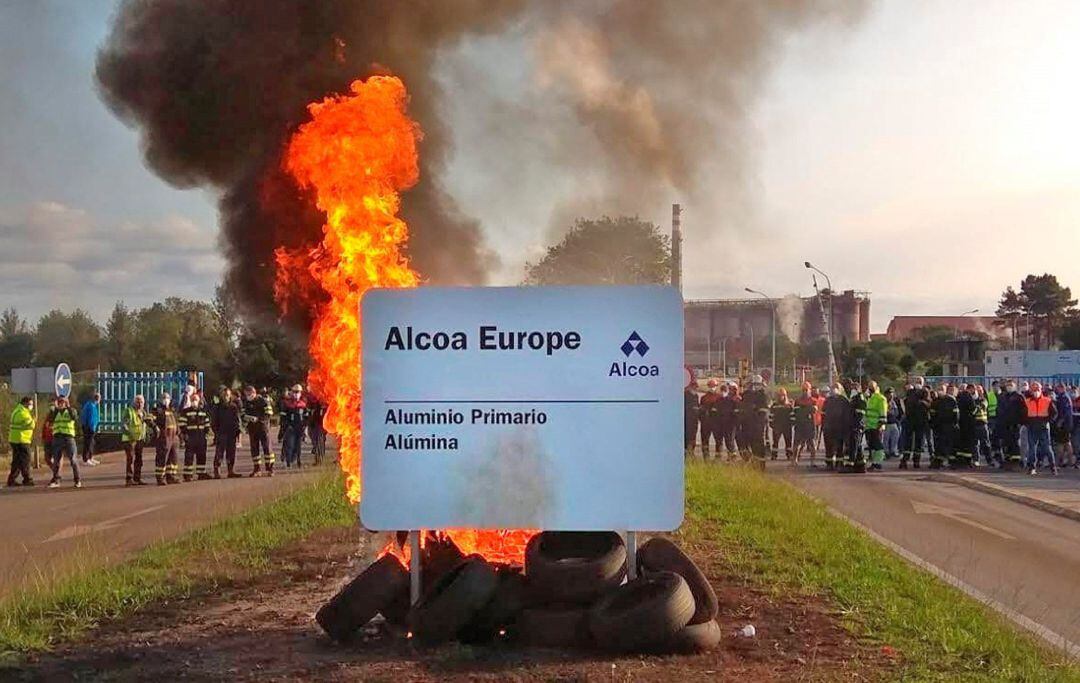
770, 388, 794, 461
151, 392, 181, 485
280, 383, 309, 468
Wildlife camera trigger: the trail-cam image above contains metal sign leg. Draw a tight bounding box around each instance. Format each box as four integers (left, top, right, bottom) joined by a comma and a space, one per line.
409, 530, 422, 605
626, 531, 637, 580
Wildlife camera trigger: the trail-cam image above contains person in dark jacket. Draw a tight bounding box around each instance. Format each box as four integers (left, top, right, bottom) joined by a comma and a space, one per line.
901, 378, 932, 469
954, 384, 977, 469
1052, 383, 1074, 467
770, 388, 795, 460
822, 383, 850, 470
211, 387, 243, 478
996, 380, 1026, 470
178, 393, 211, 481
242, 385, 275, 477
683, 380, 699, 456
930, 385, 959, 469
972, 385, 993, 466
793, 383, 818, 467
742, 376, 770, 461
280, 384, 309, 468
151, 392, 181, 485
79, 393, 101, 466
716, 383, 739, 460
883, 387, 904, 459
844, 379, 867, 473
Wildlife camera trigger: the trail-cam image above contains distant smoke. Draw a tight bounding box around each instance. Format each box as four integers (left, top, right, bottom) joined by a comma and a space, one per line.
776, 294, 806, 341
96, 0, 865, 325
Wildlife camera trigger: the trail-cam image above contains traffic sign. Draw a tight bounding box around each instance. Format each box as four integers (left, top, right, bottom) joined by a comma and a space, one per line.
360, 285, 684, 532
54, 363, 72, 398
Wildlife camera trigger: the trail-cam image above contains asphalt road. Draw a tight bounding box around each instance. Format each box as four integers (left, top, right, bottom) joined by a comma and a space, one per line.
778, 462, 1080, 651
0, 444, 333, 596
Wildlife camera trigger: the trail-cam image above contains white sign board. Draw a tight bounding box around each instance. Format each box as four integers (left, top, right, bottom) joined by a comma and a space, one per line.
360, 285, 684, 532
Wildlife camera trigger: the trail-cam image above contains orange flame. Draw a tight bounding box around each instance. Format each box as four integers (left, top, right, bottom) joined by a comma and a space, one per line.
275, 75, 533, 564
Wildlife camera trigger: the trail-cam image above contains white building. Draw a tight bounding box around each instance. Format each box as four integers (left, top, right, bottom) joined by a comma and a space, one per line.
984, 350, 1080, 378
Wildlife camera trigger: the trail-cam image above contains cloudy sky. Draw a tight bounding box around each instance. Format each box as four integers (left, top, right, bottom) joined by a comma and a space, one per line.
1, 0, 1078, 332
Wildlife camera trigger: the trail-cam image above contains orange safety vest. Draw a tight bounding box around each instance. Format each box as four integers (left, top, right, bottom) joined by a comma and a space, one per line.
1024, 395, 1052, 418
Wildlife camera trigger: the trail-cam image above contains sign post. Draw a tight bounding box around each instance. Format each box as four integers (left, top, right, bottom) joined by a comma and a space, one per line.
12, 365, 70, 470
54, 363, 72, 399
360, 285, 684, 536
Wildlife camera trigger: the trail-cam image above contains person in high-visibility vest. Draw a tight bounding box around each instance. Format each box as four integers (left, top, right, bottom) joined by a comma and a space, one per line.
6, 395, 35, 487
972, 385, 993, 466
121, 394, 149, 486
987, 380, 1000, 460
1024, 382, 1058, 475
864, 381, 888, 471
45, 396, 81, 489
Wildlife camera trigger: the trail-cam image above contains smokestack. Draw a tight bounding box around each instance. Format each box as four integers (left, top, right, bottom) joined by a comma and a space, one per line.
671, 203, 682, 298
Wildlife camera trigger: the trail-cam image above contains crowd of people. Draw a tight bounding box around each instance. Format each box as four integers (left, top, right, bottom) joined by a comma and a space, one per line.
5, 383, 327, 489
685, 375, 1080, 475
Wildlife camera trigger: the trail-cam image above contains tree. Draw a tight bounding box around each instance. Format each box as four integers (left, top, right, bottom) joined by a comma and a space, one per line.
1019, 274, 1077, 349
0, 307, 33, 374
105, 302, 138, 370
34, 309, 104, 370
524, 216, 671, 286
996, 286, 1024, 347
0, 308, 29, 337
1061, 315, 1080, 350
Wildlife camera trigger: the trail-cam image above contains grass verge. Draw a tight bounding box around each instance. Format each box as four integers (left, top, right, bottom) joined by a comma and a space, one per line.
0, 471, 352, 660
680, 462, 1080, 682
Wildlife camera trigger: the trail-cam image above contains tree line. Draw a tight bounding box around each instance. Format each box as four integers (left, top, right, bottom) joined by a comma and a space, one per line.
0, 284, 308, 391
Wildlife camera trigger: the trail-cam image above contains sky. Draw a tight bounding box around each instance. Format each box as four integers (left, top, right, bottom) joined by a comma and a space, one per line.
1, 0, 1078, 332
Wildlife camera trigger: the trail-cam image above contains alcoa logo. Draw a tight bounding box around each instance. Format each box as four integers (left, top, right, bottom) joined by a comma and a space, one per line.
611, 330, 659, 377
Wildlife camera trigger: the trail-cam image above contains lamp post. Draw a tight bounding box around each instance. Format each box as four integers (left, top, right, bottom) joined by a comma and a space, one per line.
956, 308, 979, 338
805, 261, 835, 387
746, 288, 776, 385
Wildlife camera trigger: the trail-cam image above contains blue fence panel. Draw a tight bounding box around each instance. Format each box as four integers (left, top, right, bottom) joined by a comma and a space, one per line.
96, 371, 204, 432
923, 374, 1080, 389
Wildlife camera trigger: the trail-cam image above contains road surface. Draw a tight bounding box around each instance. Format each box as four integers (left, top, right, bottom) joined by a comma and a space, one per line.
776, 462, 1080, 652
0, 444, 334, 596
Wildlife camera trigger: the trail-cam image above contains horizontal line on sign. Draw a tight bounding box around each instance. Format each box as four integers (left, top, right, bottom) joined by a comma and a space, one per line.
384, 399, 660, 404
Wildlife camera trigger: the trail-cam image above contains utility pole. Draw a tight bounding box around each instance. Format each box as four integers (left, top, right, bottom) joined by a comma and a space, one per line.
745, 288, 777, 385
670, 204, 682, 297
810, 274, 838, 388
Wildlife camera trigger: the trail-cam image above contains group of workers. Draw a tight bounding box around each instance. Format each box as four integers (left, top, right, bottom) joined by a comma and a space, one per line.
5, 383, 326, 489
685, 375, 1080, 475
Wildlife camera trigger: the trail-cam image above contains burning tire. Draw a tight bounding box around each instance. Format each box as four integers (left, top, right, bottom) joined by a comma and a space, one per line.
588, 571, 695, 652
525, 531, 626, 604
408, 555, 499, 646
638, 537, 718, 625
663, 619, 722, 654
315, 555, 409, 642
515, 605, 591, 648
459, 567, 528, 644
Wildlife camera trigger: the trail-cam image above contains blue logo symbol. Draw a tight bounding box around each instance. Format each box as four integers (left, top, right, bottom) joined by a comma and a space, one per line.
620, 331, 649, 358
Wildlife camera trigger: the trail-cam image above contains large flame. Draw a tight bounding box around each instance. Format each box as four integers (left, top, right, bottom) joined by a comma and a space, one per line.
275, 75, 533, 564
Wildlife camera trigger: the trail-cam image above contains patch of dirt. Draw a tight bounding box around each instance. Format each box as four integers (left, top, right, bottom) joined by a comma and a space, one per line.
12, 528, 892, 682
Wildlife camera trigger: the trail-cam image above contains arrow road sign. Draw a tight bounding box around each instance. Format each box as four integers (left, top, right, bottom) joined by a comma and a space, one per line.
54, 363, 72, 398
911, 500, 1015, 540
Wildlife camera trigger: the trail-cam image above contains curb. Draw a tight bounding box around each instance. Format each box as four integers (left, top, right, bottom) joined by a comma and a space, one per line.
927, 472, 1080, 524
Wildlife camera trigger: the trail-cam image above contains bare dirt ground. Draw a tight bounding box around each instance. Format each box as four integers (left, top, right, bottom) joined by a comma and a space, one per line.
11, 527, 891, 682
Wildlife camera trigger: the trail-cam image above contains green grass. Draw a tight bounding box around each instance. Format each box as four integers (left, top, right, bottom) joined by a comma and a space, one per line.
681, 463, 1080, 682
0, 471, 353, 659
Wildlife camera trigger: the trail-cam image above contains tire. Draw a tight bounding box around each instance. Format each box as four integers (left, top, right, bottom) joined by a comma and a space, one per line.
663, 619, 722, 654
525, 532, 626, 604
316, 555, 409, 642
588, 571, 695, 652
638, 537, 718, 625
408, 555, 499, 646
515, 605, 591, 649
459, 567, 527, 644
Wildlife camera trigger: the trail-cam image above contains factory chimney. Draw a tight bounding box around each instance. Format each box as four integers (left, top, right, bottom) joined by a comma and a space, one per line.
671, 203, 682, 298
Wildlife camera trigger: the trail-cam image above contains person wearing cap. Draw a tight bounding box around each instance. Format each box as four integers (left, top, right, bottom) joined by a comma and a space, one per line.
45, 396, 81, 489
770, 388, 794, 461
1024, 381, 1058, 475
280, 383, 309, 468
121, 394, 149, 486
242, 386, 275, 477
6, 395, 36, 487
151, 392, 181, 485
793, 383, 817, 467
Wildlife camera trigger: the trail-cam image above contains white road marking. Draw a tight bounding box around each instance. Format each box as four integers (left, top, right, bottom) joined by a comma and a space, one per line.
43, 505, 167, 543
911, 500, 1016, 540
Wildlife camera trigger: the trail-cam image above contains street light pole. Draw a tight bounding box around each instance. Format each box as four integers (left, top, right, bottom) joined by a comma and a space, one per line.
746, 288, 776, 385
957, 308, 979, 338
805, 262, 836, 387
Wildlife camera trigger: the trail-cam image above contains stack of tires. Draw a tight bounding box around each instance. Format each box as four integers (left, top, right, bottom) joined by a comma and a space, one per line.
317, 532, 720, 654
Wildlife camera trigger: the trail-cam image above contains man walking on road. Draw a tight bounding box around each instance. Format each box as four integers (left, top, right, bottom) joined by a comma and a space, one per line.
152, 392, 181, 485
79, 393, 101, 466
121, 394, 149, 486
6, 396, 35, 487
45, 396, 81, 489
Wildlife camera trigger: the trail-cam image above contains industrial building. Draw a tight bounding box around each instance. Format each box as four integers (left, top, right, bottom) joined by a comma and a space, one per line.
984, 350, 1080, 378
683, 290, 870, 370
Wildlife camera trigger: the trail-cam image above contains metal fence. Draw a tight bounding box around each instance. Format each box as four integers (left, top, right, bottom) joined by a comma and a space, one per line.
923, 374, 1080, 388
97, 371, 204, 433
